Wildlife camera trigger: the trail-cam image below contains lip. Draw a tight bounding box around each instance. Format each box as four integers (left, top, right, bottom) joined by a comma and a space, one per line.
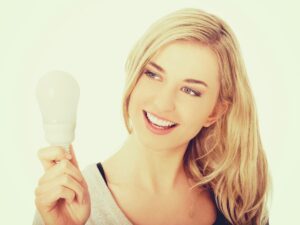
142, 110, 178, 135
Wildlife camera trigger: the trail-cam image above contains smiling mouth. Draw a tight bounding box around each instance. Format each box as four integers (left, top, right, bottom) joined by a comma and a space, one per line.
143, 110, 178, 129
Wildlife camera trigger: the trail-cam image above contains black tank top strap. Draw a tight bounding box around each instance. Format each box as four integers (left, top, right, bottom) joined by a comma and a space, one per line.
96, 162, 108, 185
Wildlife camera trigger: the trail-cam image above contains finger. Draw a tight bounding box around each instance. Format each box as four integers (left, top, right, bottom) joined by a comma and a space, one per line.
38, 159, 83, 185
35, 173, 84, 203
37, 146, 71, 170
35, 185, 76, 209
69, 144, 80, 169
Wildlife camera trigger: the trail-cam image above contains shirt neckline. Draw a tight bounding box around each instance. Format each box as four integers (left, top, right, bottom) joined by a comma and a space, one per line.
92, 163, 133, 224
93, 162, 229, 225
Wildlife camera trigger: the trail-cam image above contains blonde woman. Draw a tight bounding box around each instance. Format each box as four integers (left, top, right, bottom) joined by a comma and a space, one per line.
33, 8, 270, 225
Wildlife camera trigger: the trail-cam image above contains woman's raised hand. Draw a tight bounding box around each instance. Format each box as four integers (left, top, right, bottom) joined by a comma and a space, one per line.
34, 145, 91, 225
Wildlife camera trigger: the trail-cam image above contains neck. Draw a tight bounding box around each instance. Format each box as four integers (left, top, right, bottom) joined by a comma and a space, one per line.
117, 133, 189, 194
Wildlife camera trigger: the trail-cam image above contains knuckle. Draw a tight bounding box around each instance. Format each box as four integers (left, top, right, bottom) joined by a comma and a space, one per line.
35, 195, 45, 207
62, 175, 70, 184
56, 147, 66, 155
37, 146, 65, 160
78, 174, 84, 182
60, 160, 69, 169
34, 187, 40, 196
74, 171, 84, 183
37, 148, 44, 160
38, 197, 47, 206
34, 196, 40, 206
37, 177, 44, 185
80, 185, 85, 194
57, 186, 65, 195
77, 182, 83, 191
81, 178, 88, 187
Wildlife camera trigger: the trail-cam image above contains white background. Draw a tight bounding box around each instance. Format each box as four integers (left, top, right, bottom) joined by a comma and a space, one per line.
0, 0, 299, 224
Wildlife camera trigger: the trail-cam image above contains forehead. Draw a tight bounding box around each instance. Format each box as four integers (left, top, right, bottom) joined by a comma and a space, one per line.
149, 40, 220, 85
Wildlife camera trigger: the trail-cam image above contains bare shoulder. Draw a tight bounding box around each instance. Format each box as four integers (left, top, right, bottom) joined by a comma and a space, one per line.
102, 153, 125, 185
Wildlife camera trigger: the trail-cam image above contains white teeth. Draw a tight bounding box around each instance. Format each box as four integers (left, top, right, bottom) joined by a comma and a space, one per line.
146, 112, 176, 127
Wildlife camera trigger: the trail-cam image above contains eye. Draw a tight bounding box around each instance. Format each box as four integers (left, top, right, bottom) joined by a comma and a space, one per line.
144, 70, 161, 80
181, 87, 202, 97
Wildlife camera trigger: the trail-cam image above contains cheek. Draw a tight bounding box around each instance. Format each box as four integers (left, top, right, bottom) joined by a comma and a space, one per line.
179, 101, 215, 131
129, 79, 155, 111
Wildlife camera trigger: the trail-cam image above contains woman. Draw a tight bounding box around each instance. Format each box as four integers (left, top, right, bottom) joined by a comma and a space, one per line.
33, 8, 270, 225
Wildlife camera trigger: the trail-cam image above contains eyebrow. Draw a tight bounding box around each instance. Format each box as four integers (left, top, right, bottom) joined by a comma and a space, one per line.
148, 61, 208, 87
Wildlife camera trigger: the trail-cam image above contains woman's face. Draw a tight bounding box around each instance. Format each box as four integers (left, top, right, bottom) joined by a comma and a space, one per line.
128, 40, 221, 151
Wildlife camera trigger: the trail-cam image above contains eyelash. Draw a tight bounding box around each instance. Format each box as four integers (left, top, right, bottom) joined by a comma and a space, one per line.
181, 87, 201, 97
144, 70, 161, 80
143, 70, 202, 97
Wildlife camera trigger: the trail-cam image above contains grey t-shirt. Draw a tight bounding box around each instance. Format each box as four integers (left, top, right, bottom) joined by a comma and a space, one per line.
33, 163, 132, 225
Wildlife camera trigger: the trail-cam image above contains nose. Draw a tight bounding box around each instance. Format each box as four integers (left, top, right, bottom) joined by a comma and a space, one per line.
152, 87, 176, 112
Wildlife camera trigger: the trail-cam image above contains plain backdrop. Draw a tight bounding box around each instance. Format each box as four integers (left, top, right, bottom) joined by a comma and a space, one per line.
0, 0, 299, 224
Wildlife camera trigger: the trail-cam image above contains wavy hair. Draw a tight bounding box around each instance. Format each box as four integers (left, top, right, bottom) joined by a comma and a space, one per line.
122, 8, 270, 225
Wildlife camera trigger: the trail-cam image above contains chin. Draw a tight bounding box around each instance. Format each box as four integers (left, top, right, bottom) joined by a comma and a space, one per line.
137, 132, 188, 153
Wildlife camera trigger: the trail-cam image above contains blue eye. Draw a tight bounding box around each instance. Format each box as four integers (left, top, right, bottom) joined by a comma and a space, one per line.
144, 70, 161, 80
181, 87, 201, 97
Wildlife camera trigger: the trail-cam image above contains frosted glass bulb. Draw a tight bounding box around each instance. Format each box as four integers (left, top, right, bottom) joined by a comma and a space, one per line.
36, 70, 80, 152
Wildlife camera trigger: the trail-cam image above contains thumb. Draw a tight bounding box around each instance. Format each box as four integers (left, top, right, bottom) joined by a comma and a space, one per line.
69, 144, 80, 169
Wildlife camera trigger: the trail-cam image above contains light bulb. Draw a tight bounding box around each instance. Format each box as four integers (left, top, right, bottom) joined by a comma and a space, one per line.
36, 70, 80, 152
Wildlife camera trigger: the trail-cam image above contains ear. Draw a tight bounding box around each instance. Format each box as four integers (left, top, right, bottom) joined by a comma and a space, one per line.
203, 101, 229, 128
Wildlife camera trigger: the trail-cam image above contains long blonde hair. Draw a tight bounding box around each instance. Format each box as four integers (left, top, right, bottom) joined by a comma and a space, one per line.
122, 8, 270, 225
